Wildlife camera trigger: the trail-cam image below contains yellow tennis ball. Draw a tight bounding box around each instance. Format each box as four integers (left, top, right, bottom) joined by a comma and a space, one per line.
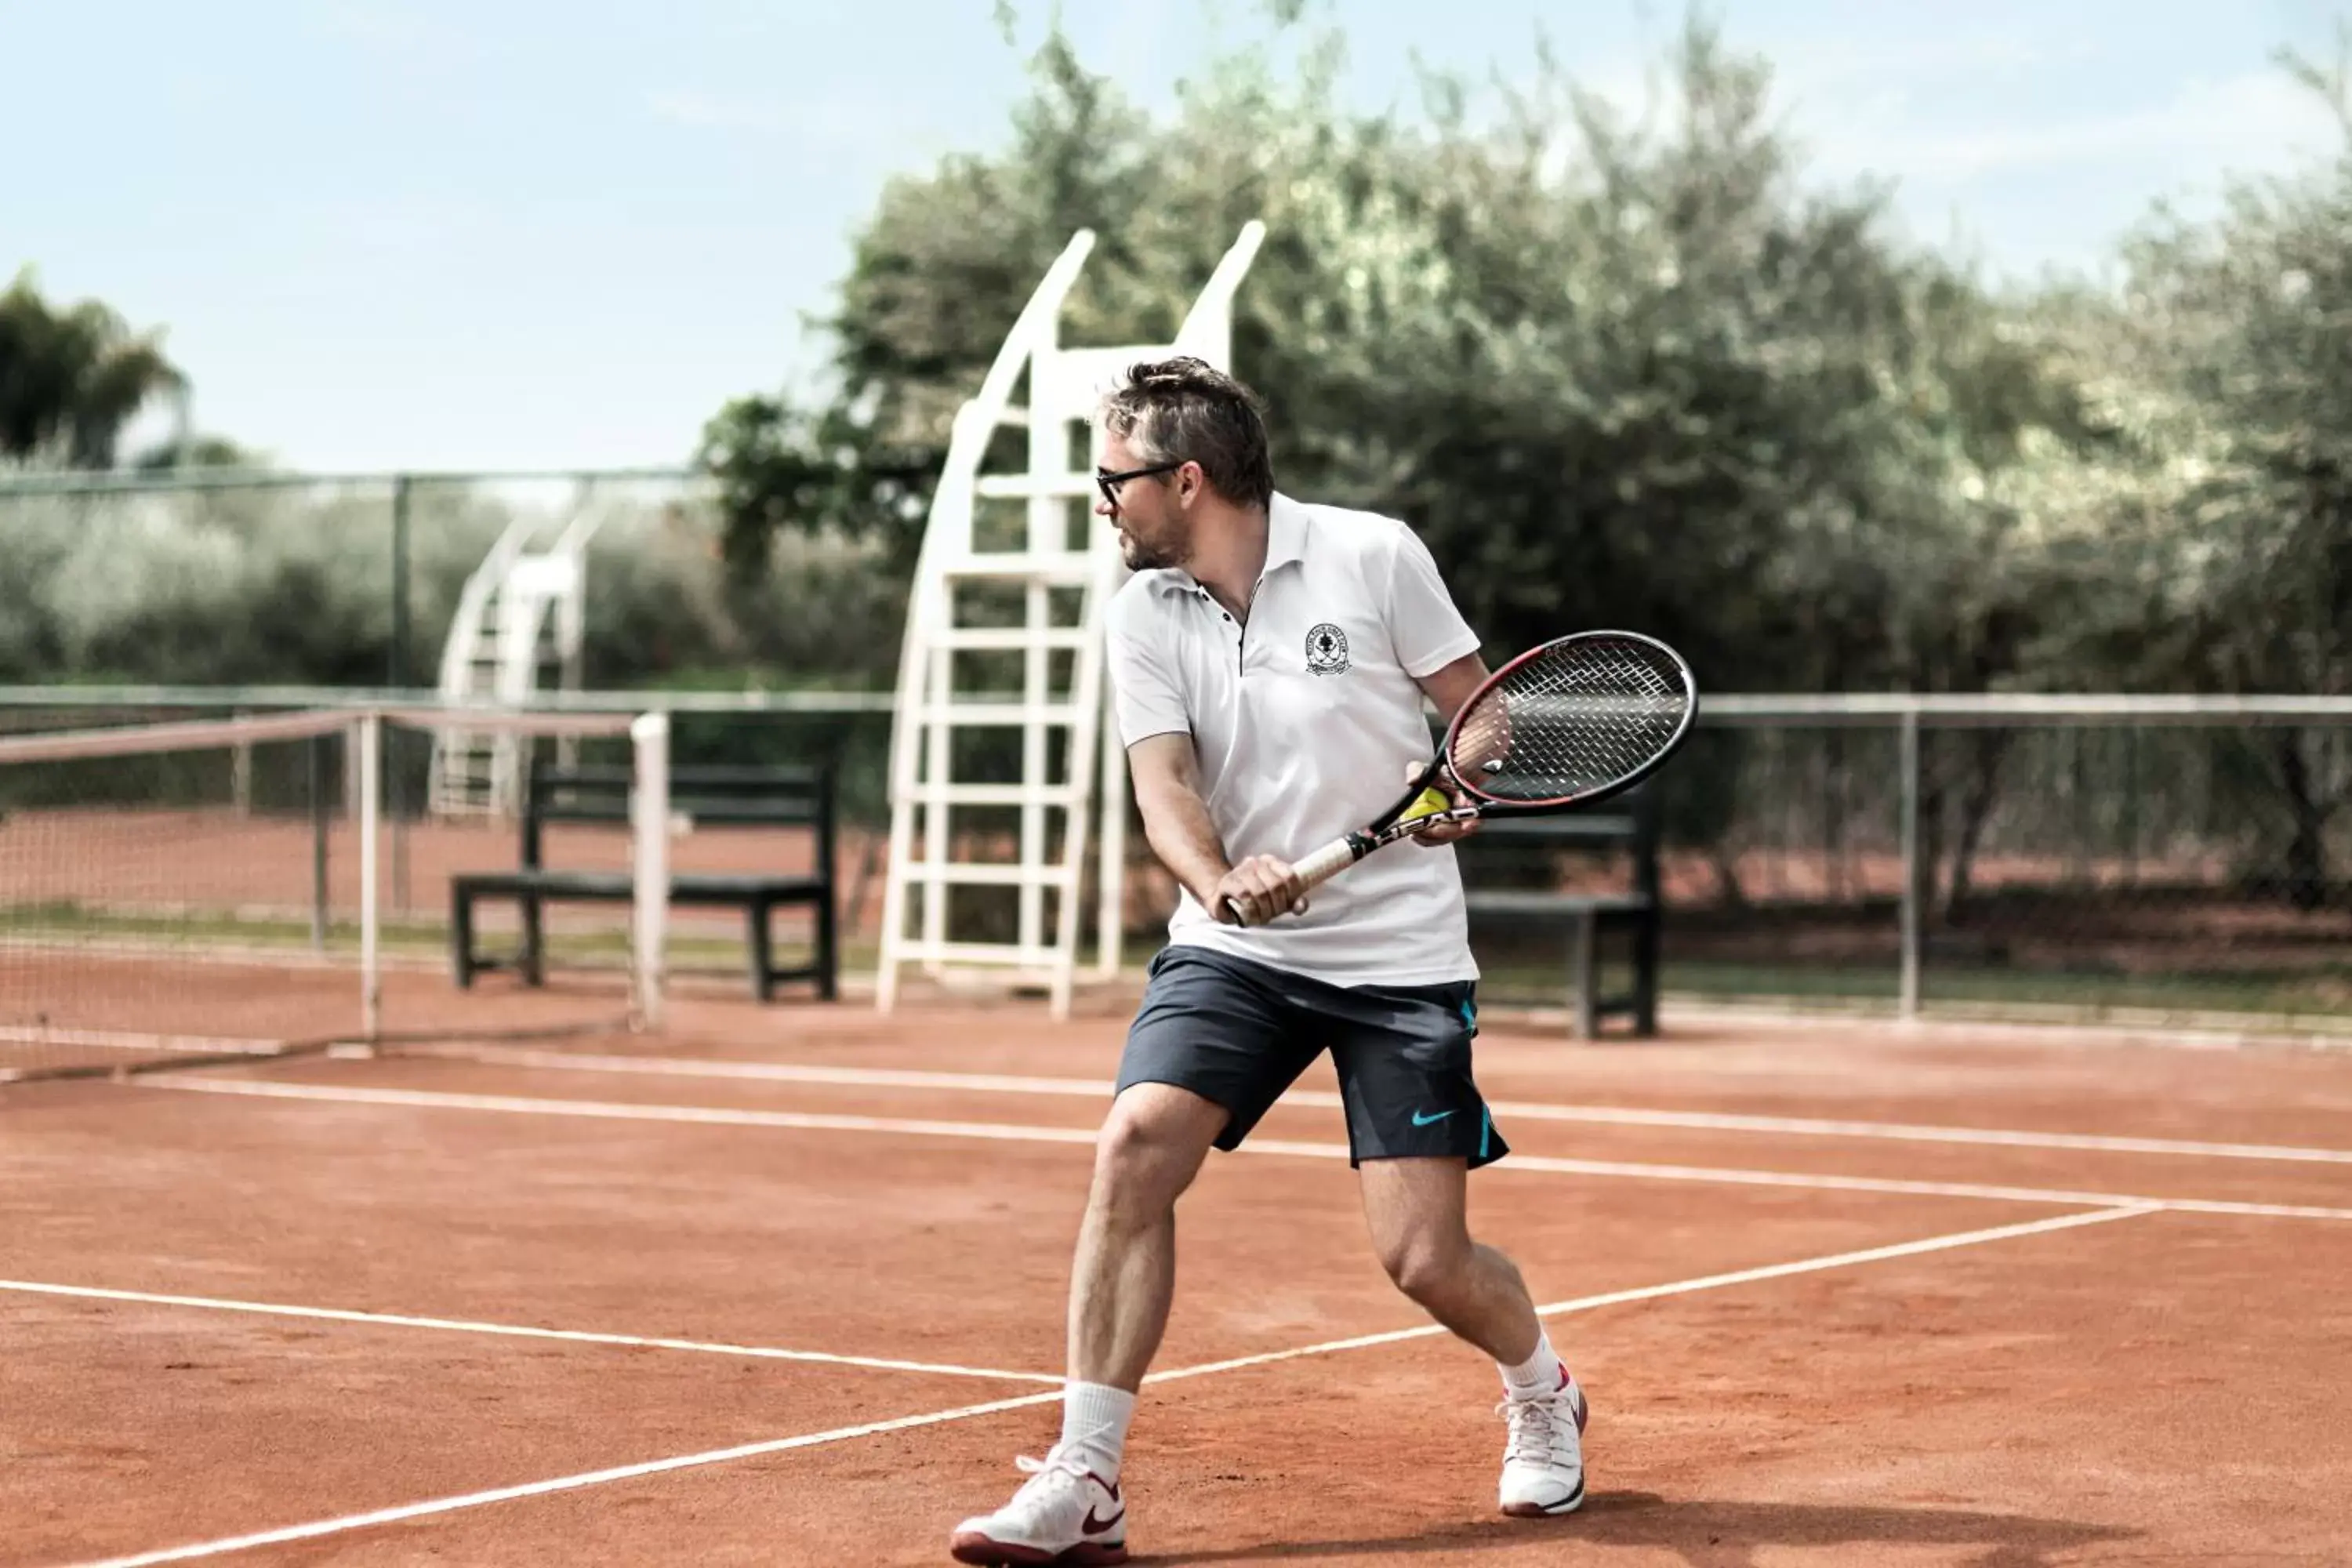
1401, 786, 1453, 824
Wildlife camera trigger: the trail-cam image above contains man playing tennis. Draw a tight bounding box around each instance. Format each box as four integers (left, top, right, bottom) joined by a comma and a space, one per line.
950, 358, 1585, 1566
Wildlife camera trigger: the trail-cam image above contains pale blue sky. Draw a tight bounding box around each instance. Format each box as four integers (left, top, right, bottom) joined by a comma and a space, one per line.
5, 1, 2344, 471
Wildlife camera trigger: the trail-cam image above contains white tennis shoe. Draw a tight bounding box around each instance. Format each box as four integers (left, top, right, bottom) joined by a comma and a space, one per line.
949, 1446, 1129, 1566
1497, 1369, 1590, 1517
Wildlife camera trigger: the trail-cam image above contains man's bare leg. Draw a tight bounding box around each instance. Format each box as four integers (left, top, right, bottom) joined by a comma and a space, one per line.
1359, 1156, 1589, 1518
1357, 1156, 1543, 1361
1066, 1082, 1230, 1392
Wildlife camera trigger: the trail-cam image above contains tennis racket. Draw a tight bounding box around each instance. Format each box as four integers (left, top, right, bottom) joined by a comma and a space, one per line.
1221, 630, 1697, 926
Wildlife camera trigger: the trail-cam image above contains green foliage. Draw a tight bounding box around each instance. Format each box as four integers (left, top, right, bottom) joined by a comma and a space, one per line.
687, 10, 2352, 904
2116, 185, 2352, 694
702, 17, 2114, 702
0, 479, 387, 685
0, 474, 901, 694
0, 272, 188, 468
134, 434, 260, 471
2012, 39, 2352, 902
17, 9, 2352, 918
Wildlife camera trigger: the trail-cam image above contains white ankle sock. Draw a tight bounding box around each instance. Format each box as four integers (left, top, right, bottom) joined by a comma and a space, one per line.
1499, 1330, 1568, 1403
1058, 1381, 1137, 1480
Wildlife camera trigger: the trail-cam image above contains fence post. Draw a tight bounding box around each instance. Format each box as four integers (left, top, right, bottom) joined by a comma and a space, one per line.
388, 475, 412, 688
359, 712, 383, 1040
1899, 706, 1922, 1019
388, 474, 413, 911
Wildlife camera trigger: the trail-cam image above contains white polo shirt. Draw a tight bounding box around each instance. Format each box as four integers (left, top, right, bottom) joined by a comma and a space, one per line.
1105, 492, 1483, 986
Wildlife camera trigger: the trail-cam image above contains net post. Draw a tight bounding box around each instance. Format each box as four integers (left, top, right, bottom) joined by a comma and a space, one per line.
358, 711, 383, 1039
630, 711, 670, 1031
344, 718, 365, 822
231, 708, 253, 818
1899, 706, 1922, 1020
310, 733, 329, 954
391, 727, 411, 916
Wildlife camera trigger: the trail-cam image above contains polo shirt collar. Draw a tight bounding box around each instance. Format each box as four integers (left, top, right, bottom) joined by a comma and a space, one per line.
1265, 492, 1308, 572
1153, 493, 1310, 597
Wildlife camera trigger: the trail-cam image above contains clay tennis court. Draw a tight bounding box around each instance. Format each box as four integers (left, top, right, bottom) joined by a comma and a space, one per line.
6, 986, 2351, 1566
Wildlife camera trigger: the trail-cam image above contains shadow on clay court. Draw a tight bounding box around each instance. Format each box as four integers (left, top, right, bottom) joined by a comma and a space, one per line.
1140, 1490, 2140, 1565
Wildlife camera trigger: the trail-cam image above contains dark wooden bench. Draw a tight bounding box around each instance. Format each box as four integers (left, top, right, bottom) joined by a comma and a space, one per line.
1458, 785, 1661, 1037
452, 764, 838, 1002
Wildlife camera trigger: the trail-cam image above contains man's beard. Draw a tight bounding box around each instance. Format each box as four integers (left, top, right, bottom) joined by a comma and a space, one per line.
1118, 521, 1187, 572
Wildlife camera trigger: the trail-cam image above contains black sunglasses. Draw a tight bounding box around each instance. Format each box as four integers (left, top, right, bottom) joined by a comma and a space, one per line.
1095, 459, 1186, 508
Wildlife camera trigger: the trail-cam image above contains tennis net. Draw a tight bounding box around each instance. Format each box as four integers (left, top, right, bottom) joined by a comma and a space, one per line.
0, 706, 669, 1082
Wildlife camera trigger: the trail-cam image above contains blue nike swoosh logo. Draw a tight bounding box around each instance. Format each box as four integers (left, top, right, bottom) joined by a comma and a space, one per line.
1411, 1109, 1457, 1127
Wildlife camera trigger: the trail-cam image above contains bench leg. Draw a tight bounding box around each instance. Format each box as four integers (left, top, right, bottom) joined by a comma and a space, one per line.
816, 887, 839, 1003
1632, 905, 1661, 1037
749, 900, 775, 1002
1570, 911, 1598, 1040
521, 895, 544, 988
452, 891, 475, 989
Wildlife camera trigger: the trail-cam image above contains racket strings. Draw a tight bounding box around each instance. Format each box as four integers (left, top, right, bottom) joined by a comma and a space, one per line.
1451, 637, 1690, 801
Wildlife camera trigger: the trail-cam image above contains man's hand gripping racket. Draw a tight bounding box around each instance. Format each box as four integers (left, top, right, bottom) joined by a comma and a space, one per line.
1219, 630, 1698, 926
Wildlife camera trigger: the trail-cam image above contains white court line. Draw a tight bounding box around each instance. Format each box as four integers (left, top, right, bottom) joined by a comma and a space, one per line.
62, 1387, 1068, 1568
398, 1044, 1105, 1098
1243, 1138, 2352, 1222
0, 1024, 271, 1054
57, 1207, 2144, 1568
1663, 999, 2352, 1055
1476, 1102, 2352, 1166
405, 1043, 2352, 1167
1149, 1203, 2159, 1383
140, 1076, 2352, 1221
0, 1279, 1058, 1385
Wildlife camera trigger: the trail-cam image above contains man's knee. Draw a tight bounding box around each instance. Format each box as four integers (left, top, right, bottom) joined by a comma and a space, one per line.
1377, 1226, 1476, 1305
1091, 1083, 1226, 1219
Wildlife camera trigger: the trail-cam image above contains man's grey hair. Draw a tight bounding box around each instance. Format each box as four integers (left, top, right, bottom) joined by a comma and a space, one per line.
1099, 356, 1274, 509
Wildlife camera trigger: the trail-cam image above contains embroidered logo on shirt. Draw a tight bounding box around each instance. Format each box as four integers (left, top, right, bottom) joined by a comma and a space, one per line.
1305, 622, 1351, 676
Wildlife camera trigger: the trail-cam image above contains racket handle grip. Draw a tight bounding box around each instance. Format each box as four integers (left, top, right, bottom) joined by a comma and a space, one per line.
1293, 834, 1363, 890
1216, 835, 1368, 927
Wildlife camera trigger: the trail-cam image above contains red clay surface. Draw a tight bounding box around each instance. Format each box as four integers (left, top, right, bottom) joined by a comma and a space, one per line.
303, 1210, 2352, 1567
4, 997, 2350, 1566
0, 808, 836, 1074
3, 1298, 1007, 1568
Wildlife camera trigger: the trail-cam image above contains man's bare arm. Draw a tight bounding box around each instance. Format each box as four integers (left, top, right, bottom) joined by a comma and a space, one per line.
1404, 652, 1492, 845
1127, 734, 1229, 908
1415, 651, 1490, 727
1127, 732, 1306, 924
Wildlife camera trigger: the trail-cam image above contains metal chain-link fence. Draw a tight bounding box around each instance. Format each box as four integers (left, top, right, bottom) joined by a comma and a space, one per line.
9, 674, 2351, 1032
1662, 699, 2352, 1031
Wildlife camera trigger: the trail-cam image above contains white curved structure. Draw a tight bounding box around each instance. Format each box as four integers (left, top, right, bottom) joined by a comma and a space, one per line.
876, 223, 1266, 1017
430, 488, 604, 818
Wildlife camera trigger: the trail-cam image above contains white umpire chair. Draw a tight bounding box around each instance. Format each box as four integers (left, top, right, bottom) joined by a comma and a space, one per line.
874, 223, 1267, 1018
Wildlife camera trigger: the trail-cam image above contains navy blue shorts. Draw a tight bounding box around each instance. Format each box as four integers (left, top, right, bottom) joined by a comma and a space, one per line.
1116, 946, 1509, 1169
